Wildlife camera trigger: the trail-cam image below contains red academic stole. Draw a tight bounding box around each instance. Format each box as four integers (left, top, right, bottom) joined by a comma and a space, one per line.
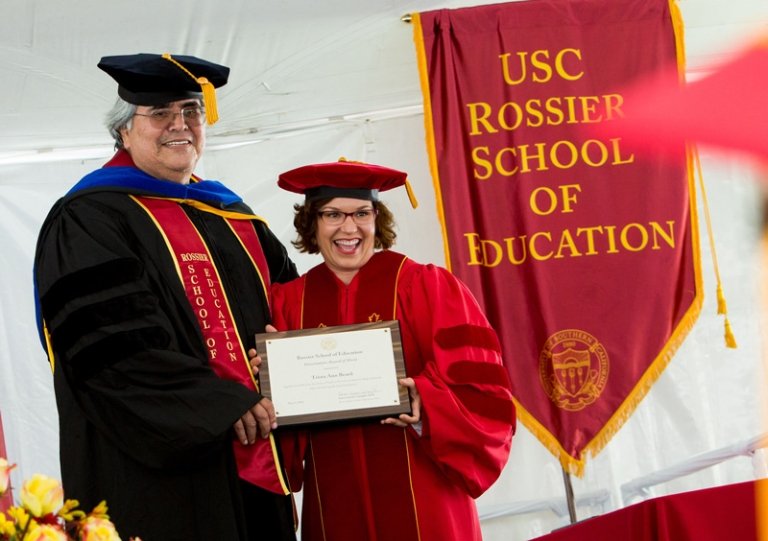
133, 196, 287, 494
301, 251, 422, 541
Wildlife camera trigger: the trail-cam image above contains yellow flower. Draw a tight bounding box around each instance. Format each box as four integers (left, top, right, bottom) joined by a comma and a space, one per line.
20, 474, 64, 517
79, 516, 122, 541
0, 457, 16, 494
22, 524, 68, 541
58, 499, 85, 523
0, 461, 136, 541
88, 501, 110, 520
0, 511, 19, 537
7, 505, 34, 529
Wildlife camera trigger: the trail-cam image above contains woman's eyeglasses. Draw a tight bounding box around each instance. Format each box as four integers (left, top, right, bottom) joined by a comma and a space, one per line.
317, 208, 377, 226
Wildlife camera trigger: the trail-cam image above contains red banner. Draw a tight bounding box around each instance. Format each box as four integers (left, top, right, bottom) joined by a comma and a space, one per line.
413, 0, 701, 474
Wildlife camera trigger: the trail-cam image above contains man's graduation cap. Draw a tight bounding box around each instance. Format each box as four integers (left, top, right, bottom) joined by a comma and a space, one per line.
278, 158, 418, 208
98, 53, 229, 125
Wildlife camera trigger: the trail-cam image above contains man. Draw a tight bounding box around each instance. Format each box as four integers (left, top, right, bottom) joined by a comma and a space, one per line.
33, 53, 298, 541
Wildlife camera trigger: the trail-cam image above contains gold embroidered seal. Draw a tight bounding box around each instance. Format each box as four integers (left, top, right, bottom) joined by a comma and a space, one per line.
539, 329, 609, 411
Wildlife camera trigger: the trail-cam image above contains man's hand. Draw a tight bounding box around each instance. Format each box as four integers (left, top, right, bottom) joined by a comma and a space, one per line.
233, 397, 277, 444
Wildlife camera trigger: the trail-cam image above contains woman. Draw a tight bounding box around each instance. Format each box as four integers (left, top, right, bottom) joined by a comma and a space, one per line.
271, 159, 516, 541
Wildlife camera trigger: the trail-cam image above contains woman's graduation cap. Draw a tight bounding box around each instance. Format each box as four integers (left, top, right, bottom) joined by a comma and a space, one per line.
97, 53, 229, 125
278, 158, 418, 208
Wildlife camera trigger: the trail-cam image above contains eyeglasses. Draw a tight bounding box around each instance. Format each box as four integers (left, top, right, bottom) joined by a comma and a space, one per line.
133, 107, 205, 127
317, 208, 377, 226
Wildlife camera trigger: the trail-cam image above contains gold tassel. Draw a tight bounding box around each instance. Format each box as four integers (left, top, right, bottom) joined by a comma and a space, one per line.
724, 317, 737, 348
716, 283, 727, 315
198, 77, 219, 125
162, 53, 220, 125
404, 179, 419, 209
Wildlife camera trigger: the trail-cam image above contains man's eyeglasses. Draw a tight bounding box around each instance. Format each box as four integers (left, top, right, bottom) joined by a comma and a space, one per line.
133, 107, 205, 127
317, 208, 377, 226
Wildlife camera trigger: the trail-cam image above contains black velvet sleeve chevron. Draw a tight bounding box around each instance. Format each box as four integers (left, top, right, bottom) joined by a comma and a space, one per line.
33, 192, 262, 470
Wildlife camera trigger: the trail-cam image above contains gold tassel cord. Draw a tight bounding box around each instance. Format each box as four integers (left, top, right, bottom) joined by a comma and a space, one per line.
161, 53, 219, 125
668, 1, 735, 347
694, 148, 737, 348
671, 0, 736, 349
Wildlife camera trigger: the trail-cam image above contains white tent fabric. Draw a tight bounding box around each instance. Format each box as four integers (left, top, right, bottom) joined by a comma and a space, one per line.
1, 1, 767, 539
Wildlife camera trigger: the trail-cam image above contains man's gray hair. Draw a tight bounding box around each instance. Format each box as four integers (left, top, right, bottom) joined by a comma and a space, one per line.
105, 98, 137, 149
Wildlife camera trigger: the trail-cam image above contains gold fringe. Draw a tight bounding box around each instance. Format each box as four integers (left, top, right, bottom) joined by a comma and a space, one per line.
515, 399, 586, 476
516, 281, 705, 477
411, 13, 453, 271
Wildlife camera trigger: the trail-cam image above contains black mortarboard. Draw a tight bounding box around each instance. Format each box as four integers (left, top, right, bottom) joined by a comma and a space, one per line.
97, 53, 229, 124
278, 158, 418, 208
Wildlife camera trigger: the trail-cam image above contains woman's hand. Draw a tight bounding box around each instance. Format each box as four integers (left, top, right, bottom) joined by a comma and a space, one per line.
247, 348, 262, 375
381, 378, 421, 429
248, 324, 279, 375
236, 324, 281, 443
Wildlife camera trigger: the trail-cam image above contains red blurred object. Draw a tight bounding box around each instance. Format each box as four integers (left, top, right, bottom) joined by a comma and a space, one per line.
0, 413, 12, 512
531, 480, 762, 541
609, 39, 768, 163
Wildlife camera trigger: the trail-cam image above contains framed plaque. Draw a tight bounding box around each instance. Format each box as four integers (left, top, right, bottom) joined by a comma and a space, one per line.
255, 320, 410, 426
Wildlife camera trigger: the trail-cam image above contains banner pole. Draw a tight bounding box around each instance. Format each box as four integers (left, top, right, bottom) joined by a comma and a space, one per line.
561, 467, 577, 524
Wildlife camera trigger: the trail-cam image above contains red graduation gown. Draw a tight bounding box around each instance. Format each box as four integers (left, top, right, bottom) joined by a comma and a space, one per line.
272, 250, 516, 541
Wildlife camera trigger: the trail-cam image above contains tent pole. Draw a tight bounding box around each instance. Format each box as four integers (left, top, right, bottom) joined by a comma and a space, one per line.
561, 467, 577, 524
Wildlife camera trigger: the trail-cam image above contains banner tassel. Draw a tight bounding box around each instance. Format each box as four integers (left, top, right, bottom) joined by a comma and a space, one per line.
716, 283, 727, 315
724, 317, 738, 348
694, 147, 737, 348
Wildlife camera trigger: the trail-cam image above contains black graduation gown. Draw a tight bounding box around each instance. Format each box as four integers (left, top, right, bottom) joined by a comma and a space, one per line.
34, 189, 297, 541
